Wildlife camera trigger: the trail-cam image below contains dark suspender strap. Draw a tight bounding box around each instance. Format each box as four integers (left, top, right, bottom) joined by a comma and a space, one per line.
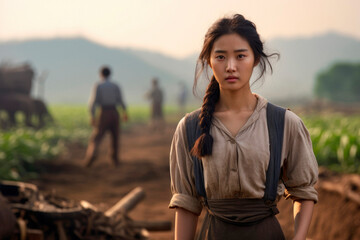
264, 102, 286, 203
185, 103, 286, 204
185, 109, 207, 199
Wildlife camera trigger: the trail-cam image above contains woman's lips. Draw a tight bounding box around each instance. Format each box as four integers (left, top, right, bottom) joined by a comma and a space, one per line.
225, 76, 238, 82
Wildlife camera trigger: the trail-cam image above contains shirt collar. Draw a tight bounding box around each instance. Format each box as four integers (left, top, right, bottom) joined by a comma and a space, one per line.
211, 93, 268, 138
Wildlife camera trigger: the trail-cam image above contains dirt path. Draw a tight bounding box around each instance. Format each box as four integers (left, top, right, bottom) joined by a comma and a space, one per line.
31, 123, 176, 240
30, 123, 360, 240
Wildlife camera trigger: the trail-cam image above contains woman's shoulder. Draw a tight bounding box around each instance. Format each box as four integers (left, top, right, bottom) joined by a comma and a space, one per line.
264, 101, 302, 125
285, 109, 302, 123
285, 109, 301, 123
185, 108, 201, 122
173, 109, 201, 140
175, 116, 186, 133
176, 108, 201, 130
283, 109, 309, 135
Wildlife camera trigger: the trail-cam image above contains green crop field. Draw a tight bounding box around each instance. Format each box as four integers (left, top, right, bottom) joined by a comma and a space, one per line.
0, 104, 194, 180
0, 105, 359, 180
303, 115, 360, 173
0, 105, 90, 180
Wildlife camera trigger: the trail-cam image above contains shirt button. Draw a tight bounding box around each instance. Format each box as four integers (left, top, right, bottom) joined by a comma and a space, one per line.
231, 168, 237, 172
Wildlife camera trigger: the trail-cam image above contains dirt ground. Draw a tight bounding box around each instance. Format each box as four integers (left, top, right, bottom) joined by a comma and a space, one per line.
30, 122, 360, 240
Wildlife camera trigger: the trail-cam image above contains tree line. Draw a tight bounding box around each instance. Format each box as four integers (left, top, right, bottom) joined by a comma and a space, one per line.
315, 62, 360, 103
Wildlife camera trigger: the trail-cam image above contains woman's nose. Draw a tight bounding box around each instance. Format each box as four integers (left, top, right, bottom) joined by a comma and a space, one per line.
226, 59, 236, 72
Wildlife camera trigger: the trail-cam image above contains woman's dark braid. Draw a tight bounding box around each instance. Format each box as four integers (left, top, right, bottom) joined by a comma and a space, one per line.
191, 77, 220, 158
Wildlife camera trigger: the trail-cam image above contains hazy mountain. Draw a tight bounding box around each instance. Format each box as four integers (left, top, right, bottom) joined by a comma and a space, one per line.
0, 38, 189, 104
255, 32, 360, 101
124, 48, 196, 84
0, 32, 359, 105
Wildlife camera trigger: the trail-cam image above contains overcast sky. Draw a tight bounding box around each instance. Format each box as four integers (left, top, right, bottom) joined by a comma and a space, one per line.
1, 0, 359, 58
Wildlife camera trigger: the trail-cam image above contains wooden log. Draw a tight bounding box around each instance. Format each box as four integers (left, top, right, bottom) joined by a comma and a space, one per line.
131, 220, 172, 231
104, 187, 145, 217
80, 200, 98, 212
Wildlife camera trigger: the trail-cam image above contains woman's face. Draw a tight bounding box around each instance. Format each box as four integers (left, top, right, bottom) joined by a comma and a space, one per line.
209, 33, 257, 92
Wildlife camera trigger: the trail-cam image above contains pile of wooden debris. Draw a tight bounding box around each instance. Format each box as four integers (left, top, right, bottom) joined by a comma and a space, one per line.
0, 181, 171, 240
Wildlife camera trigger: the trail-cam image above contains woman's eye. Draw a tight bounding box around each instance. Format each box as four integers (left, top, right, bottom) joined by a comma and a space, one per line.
237, 54, 245, 59
215, 55, 225, 60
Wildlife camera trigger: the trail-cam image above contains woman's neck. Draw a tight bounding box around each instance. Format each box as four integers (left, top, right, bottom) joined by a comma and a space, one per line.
216, 87, 257, 113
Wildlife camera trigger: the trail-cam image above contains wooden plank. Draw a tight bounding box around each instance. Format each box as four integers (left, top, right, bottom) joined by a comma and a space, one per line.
104, 187, 145, 217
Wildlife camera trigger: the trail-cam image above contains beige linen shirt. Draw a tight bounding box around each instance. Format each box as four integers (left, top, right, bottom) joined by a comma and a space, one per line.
169, 94, 318, 215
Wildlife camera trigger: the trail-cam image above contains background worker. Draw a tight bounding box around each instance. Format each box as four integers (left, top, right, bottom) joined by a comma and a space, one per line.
84, 66, 128, 167
146, 77, 164, 131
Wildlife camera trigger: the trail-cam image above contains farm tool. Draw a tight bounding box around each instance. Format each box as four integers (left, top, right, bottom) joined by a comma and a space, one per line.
0, 180, 172, 240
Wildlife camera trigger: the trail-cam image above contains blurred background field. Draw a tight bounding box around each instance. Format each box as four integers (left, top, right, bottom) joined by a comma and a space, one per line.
0, 104, 195, 180
1, 104, 359, 180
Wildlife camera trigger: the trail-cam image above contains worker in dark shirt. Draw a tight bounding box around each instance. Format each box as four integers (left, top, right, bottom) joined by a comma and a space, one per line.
84, 66, 128, 167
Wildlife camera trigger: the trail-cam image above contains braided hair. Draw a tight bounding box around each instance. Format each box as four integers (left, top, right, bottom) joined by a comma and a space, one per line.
191, 14, 279, 158
190, 76, 219, 157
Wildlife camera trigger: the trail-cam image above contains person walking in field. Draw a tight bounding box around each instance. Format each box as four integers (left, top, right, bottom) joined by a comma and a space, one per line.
169, 14, 318, 239
146, 77, 164, 130
84, 66, 128, 167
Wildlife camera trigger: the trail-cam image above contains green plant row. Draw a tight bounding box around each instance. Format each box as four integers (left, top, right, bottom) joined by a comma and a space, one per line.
303, 114, 360, 173
0, 126, 90, 180
1, 105, 359, 181
0, 104, 195, 180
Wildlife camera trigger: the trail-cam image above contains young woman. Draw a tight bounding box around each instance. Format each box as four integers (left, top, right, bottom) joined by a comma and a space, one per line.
169, 14, 318, 240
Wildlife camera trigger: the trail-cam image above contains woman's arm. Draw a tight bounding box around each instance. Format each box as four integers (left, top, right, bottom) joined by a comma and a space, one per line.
293, 199, 314, 240
175, 207, 198, 240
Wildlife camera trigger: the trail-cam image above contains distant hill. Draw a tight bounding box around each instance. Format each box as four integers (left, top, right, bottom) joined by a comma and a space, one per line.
0, 38, 190, 104
256, 32, 360, 101
0, 32, 359, 105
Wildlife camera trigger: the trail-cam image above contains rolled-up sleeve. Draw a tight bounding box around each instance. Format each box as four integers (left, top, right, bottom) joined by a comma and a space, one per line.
169, 117, 203, 215
282, 111, 318, 203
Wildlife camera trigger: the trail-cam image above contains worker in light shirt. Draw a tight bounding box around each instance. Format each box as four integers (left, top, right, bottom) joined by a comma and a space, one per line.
84, 66, 128, 167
